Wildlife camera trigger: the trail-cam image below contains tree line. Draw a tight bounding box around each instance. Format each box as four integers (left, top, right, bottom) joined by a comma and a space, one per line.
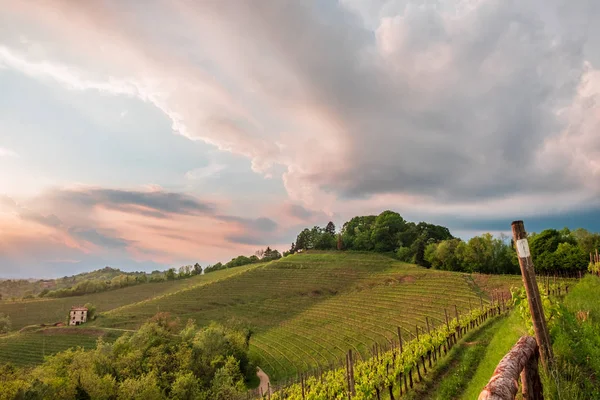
1, 313, 254, 400
204, 247, 282, 274
286, 210, 599, 275
425, 227, 600, 275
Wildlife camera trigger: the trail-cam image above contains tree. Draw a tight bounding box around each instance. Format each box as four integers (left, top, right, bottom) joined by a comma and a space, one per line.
193, 263, 202, 275
370, 210, 406, 252
84, 303, 96, 321
295, 228, 311, 251
325, 221, 336, 235
165, 268, 176, 281
0, 313, 11, 333
572, 228, 600, 255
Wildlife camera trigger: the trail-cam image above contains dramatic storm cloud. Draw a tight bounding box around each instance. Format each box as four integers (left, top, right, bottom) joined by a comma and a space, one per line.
0, 0, 599, 276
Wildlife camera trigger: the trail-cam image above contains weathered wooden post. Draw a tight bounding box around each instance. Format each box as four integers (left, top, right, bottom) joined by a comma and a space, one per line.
397, 327, 403, 354
479, 336, 543, 400
521, 345, 543, 400
511, 220, 553, 369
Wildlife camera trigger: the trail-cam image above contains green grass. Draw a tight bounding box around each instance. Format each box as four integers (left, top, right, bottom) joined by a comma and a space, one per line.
95, 252, 522, 382
0, 326, 122, 367
544, 275, 600, 399
460, 311, 527, 399
398, 314, 506, 400
0, 265, 256, 331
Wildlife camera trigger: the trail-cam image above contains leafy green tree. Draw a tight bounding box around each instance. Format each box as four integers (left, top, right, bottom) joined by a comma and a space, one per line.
295, 228, 311, 250
370, 211, 406, 252
170, 371, 202, 400
210, 357, 246, 400
165, 268, 177, 281
572, 228, 600, 255
83, 303, 96, 321
340, 215, 376, 250
396, 246, 412, 262
117, 372, 164, 400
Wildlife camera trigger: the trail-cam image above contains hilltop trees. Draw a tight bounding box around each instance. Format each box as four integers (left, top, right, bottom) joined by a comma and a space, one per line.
289, 211, 453, 266
293, 223, 338, 252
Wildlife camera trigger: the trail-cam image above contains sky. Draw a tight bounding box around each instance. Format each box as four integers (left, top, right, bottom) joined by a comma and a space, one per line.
0, 0, 599, 278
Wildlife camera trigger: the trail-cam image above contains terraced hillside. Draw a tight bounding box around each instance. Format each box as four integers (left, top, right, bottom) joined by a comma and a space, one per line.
94, 252, 522, 382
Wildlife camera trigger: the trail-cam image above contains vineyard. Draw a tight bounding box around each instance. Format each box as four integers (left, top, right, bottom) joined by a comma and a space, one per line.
265, 302, 507, 399
93, 252, 521, 382
0, 327, 120, 367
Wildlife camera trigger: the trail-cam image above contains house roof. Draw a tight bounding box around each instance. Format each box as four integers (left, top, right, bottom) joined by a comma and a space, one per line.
70, 307, 88, 311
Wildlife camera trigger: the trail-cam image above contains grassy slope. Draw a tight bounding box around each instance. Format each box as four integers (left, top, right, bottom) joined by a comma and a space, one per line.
96, 252, 522, 382
0, 265, 257, 331
0, 252, 523, 380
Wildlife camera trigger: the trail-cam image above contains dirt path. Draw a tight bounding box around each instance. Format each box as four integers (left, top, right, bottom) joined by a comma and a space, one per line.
257, 367, 271, 396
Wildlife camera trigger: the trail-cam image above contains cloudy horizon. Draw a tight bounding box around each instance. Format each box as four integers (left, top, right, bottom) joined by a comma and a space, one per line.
1, 0, 599, 278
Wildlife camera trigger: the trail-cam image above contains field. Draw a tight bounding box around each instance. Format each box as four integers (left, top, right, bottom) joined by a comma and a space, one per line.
0, 253, 523, 382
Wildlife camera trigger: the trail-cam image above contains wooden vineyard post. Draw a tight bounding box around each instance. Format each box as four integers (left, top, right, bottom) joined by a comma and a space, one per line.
348, 349, 355, 396
346, 353, 351, 399
512, 220, 553, 369
454, 304, 460, 339
397, 327, 403, 354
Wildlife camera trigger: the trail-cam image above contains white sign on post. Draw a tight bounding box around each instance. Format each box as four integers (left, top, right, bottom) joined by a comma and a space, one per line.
516, 239, 530, 258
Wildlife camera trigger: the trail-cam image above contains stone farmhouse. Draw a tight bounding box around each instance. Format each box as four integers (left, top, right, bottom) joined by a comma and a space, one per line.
69, 306, 88, 326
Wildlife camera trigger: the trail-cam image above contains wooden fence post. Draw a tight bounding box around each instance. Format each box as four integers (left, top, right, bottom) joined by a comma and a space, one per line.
511, 220, 553, 369
521, 345, 543, 400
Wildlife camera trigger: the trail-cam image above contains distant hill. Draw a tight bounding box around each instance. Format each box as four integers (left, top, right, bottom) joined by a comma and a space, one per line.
0, 266, 141, 300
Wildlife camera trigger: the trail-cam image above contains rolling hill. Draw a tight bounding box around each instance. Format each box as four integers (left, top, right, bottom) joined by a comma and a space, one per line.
0, 252, 522, 382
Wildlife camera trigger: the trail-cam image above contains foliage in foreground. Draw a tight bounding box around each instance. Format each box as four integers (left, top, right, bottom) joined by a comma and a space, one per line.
510, 275, 600, 399
543, 275, 600, 399
0, 313, 254, 400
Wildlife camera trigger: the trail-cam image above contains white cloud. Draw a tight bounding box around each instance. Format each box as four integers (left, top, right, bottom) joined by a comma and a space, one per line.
0, 147, 18, 157
185, 163, 226, 180
1, 0, 599, 220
